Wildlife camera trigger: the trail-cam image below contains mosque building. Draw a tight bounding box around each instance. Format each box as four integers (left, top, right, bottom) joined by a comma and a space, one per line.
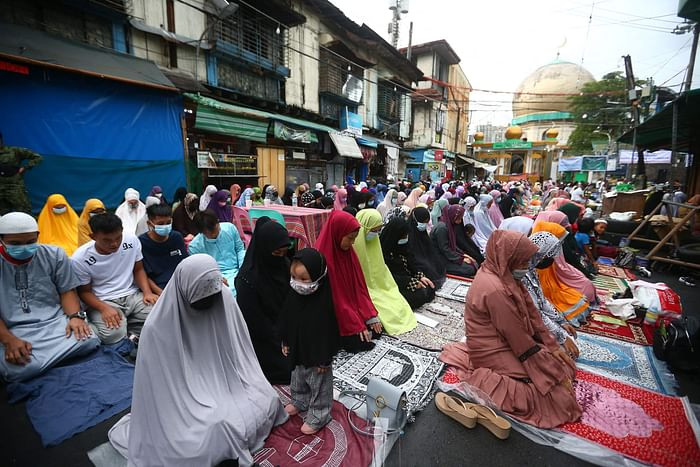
473, 59, 595, 181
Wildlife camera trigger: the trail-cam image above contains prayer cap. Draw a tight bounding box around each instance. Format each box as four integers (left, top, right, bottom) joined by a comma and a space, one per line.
125, 188, 140, 201
0, 212, 39, 234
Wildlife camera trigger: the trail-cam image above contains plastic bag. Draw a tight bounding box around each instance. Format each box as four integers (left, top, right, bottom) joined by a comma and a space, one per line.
629, 280, 682, 316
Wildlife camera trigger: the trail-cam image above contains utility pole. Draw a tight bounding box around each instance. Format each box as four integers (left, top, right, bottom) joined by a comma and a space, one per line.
406, 21, 413, 60
388, 0, 409, 49
622, 55, 644, 186
683, 23, 700, 92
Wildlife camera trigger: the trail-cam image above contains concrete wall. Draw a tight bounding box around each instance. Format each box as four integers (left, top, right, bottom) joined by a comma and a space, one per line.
286, 0, 320, 113
445, 64, 470, 154
414, 53, 434, 89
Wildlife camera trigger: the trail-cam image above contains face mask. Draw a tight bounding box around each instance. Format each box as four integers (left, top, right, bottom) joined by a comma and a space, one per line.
512, 269, 528, 280
290, 278, 320, 295
89, 212, 100, 218
391, 198, 397, 206
4, 243, 38, 260
416, 222, 428, 232
191, 292, 221, 310
272, 191, 279, 198
218, 201, 227, 207
155, 193, 162, 198
358, 203, 366, 209
365, 231, 379, 241
536, 257, 554, 269
153, 224, 172, 237
52, 207, 67, 215
398, 237, 408, 245
128, 203, 138, 210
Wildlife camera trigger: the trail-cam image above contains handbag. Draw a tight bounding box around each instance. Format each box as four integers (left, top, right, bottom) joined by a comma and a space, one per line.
365, 377, 408, 432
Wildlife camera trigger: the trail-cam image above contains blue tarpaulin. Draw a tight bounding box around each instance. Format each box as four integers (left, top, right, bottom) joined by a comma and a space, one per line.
0, 68, 185, 211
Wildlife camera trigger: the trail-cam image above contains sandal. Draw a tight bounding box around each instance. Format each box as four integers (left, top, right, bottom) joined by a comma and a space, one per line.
435, 392, 477, 429
470, 404, 511, 440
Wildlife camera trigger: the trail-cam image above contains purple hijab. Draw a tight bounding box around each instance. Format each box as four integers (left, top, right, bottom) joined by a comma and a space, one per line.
207, 190, 232, 223
442, 204, 465, 255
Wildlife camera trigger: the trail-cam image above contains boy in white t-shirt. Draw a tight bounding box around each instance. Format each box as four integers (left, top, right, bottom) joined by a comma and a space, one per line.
72, 213, 158, 344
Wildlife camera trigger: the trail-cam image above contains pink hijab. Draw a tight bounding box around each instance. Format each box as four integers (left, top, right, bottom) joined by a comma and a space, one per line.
334, 188, 348, 210
546, 198, 585, 215
488, 189, 504, 228
404, 188, 423, 209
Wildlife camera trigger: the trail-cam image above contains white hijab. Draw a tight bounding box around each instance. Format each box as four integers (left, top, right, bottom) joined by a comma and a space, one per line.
115, 188, 145, 236
462, 196, 477, 226
108, 254, 287, 466
199, 185, 218, 211
135, 196, 163, 236
377, 188, 398, 220
472, 194, 496, 253
498, 216, 535, 236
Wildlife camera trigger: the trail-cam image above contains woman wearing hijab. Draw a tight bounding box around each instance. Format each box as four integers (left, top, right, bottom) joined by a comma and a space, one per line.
531, 221, 590, 326
498, 188, 518, 219
376, 189, 398, 220
397, 191, 407, 207
462, 196, 477, 226
115, 188, 146, 235
207, 190, 233, 223
199, 185, 217, 211
353, 210, 417, 335
229, 184, 242, 206
264, 185, 284, 205
251, 187, 264, 205
108, 255, 287, 466
280, 248, 340, 435
498, 216, 534, 236
380, 217, 435, 309
135, 196, 163, 236
439, 230, 580, 429
235, 218, 292, 384
78, 198, 106, 246
488, 190, 505, 227
409, 207, 446, 287
314, 210, 382, 352
148, 186, 167, 204
236, 188, 254, 207
333, 188, 348, 211
557, 203, 595, 278
281, 187, 294, 206
350, 190, 374, 211
404, 188, 423, 210
172, 193, 199, 238
472, 194, 497, 253
431, 198, 449, 229
431, 204, 477, 279
37, 194, 80, 256
171, 187, 188, 212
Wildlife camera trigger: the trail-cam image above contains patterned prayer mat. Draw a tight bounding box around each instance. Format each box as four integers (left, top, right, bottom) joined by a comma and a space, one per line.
434, 277, 472, 302
576, 333, 676, 395
333, 336, 444, 417
255, 386, 375, 467
579, 310, 653, 346
398, 296, 465, 351
592, 275, 629, 295
597, 264, 636, 280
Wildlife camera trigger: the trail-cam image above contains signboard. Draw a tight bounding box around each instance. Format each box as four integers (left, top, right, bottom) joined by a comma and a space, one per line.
426, 162, 442, 171
197, 151, 216, 168
618, 149, 672, 164
340, 109, 363, 137
493, 140, 532, 149
434, 150, 444, 161
607, 157, 617, 171
581, 156, 607, 171
273, 121, 317, 144
292, 151, 306, 160
558, 156, 583, 172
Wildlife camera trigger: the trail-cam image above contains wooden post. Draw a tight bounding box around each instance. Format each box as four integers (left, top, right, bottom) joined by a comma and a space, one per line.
645, 206, 700, 259
626, 200, 662, 242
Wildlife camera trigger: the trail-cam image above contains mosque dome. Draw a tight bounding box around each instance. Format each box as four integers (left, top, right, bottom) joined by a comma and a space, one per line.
504, 126, 522, 140
512, 60, 595, 119
474, 131, 485, 142
545, 128, 559, 139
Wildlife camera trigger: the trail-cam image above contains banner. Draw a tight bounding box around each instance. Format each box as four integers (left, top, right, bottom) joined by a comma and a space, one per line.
618, 149, 672, 164
581, 156, 607, 171
558, 156, 583, 171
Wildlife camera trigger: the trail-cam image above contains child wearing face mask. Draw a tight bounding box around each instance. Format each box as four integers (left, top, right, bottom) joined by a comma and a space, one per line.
280, 248, 340, 435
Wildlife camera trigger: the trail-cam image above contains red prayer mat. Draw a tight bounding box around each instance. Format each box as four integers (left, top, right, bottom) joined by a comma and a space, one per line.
579, 310, 654, 346
597, 264, 636, 280
256, 386, 374, 467
560, 370, 700, 467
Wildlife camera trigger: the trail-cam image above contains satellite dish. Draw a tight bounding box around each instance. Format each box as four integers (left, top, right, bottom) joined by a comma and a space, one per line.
343, 75, 364, 103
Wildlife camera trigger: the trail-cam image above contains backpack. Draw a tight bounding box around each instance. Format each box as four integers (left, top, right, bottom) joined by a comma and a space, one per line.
615, 247, 637, 269
653, 315, 700, 372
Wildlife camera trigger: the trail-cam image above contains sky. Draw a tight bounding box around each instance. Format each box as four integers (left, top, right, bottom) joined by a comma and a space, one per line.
329, 0, 698, 129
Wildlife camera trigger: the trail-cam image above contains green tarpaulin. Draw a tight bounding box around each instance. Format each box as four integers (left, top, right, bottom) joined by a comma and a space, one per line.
194, 106, 268, 143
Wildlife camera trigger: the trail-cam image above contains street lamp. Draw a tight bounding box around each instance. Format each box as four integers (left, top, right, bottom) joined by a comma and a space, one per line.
194, 1, 239, 88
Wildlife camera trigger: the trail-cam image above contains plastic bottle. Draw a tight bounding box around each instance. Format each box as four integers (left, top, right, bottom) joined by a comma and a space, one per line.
292, 193, 298, 207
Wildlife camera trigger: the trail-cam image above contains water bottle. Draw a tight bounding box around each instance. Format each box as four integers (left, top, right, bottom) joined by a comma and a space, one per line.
619, 237, 628, 248
292, 193, 298, 207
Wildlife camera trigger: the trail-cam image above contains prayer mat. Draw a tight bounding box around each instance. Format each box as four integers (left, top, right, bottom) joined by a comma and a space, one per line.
253, 386, 375, 467
596, 264, 634, 280
576, 333, 676, 395
398, 296, 465, 351
434, 276, 472, 302
592, 275, 629, 295
579, 310, 654, 346
333, 336, 444, 417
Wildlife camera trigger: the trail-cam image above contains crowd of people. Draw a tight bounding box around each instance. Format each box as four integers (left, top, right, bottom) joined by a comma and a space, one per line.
0, 175, 673, 463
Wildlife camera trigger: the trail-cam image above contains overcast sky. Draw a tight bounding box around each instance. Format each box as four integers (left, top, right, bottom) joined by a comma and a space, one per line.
329, 0, 698, 128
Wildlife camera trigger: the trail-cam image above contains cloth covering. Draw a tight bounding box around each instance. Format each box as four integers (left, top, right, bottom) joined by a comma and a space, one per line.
108, 254, 288, 466
37, 194, 79, 256
353, 209, 416, 335
188, 222, 246, 295
172, 193, 198, 237
488, 190, 504, 227
472, 194, 496, 252
78, 198, 105, 246
115, 189, 145, 236
235, 218, 292, 384
376, 188, 397, 220
314, 210, 378, 337
431, 198, 449, 229
440, 230, 581, 428
280, 248, 340, 368
404, 188, 423, 210
206, 190, 233, 223
199, 184, 217, 211
408, 207, 446, 285
333, 188, 348, 210
499, 216, 535, 236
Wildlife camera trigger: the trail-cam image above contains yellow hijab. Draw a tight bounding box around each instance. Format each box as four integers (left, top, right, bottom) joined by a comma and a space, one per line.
531, 221, 589, 322
38, 194, 80, 256
78, 198, 106, 247
353, 209, 416, 336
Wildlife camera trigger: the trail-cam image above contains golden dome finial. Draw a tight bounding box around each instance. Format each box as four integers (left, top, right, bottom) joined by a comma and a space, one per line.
505, 126, 523, 140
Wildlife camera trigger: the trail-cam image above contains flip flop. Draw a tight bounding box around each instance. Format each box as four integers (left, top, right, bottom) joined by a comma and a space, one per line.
434, 392, 477, 429
470, 404, 512, 440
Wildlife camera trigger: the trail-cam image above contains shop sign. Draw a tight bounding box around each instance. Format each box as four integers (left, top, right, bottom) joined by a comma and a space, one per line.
292, 151, 306, 160
434, 150, 444, 161
340, 109, 363, 137
425, 162, 441, 171
0, 60, 29, 75
273, 121, 316, 144
493, 140, 532, 149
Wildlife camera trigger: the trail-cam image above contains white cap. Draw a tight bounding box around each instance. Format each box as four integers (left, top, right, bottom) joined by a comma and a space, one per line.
0, 212, 39, 234
125, 188, 140, 201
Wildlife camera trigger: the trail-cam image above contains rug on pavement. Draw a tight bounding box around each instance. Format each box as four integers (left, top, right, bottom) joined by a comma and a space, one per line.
398, 296, 465, 351
576, 333, 677, 395
596, 264, 636, 280
579, 310, 654, 346
592, 275, 629, 295
438, 368, 700, 467
434, 277, 472, 302
333, 336, 444, 416
253, 386, 375, 467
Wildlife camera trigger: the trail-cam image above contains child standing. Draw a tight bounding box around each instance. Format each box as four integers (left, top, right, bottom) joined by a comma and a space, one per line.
281, 248, 340, 435
575, 218, 596, 265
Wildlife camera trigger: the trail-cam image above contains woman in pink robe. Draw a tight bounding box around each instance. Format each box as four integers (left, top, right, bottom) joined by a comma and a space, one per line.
488, 189, 504, 228
440, 230, 581, 428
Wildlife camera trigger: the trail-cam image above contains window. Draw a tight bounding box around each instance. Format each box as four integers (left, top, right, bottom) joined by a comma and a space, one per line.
217, 61, 282, 102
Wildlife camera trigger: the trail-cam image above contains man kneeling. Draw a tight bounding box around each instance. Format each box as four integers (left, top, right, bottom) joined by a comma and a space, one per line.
0, 213, 98, 382
72, 213, 157, 344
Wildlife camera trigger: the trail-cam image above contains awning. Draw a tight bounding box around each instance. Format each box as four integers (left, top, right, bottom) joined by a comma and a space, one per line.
0, 22, 176, 91
329, 133, 363, 159
357, 137, 379, 148
357, 135, 401, 149
195, 106, 268, 142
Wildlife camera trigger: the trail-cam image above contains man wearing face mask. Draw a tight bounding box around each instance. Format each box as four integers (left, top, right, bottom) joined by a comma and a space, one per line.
138, 203, 188, 296
0, 212, 99, 382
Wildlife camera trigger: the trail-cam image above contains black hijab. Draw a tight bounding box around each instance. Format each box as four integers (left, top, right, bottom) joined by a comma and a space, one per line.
281, 187, 294, 206
380, 217, 411, 265
408, 207, 446, 283
281, 249, 340, 367
172, 187, 187, 206
499, 189, 516, 219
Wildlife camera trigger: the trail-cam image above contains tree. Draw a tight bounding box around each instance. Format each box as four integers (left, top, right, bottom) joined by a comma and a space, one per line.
567, 72, 637, 155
